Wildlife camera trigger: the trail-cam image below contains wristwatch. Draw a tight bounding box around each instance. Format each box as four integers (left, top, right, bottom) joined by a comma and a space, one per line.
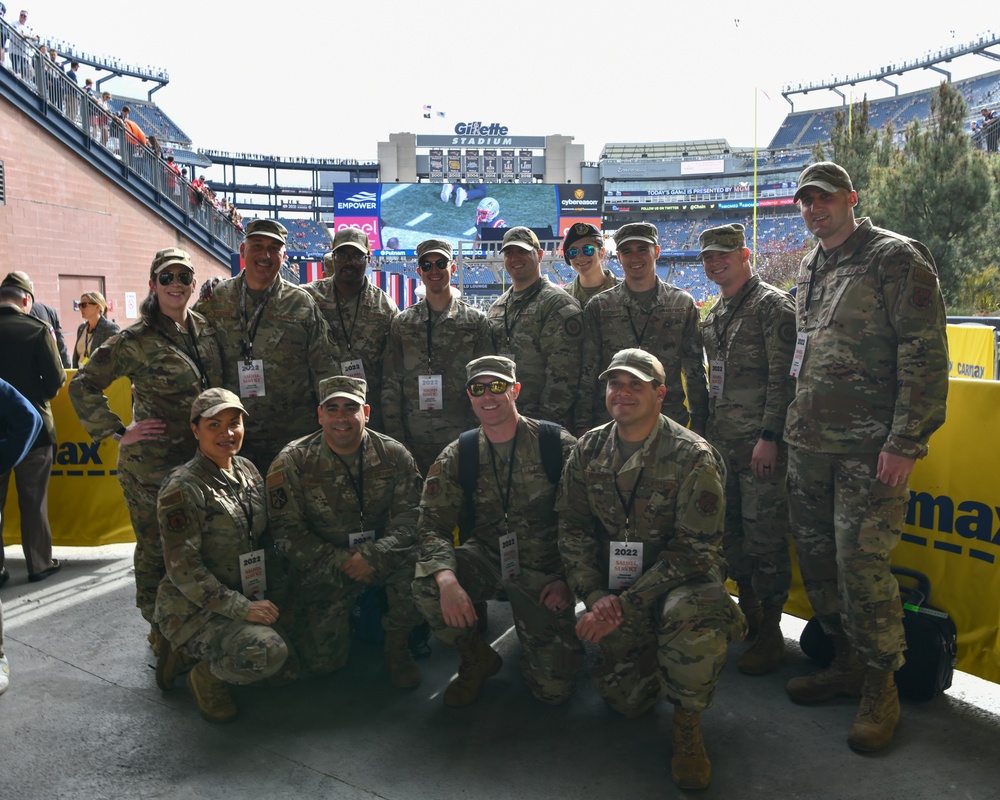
112, 427, 126, 442
759, 429, 777, 442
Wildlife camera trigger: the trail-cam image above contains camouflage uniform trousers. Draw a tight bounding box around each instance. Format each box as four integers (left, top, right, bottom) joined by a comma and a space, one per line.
289, 557, 422, 676
593, 576, 745, 716
117, 466, 167, 625
173, 617, 292, 686
786, 446, 907, 672
412, 539, 583, 705
717, 437, 792, 609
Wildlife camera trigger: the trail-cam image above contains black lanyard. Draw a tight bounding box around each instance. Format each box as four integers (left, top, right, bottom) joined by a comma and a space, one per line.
219, 460, 255, 550
714, 283, 754, 359
625, 304, 655, 346
502, 281, 542, 347
614, 463, 645, 542
487, 427, 519, 533
83, 325, 96, 358
238, 274, 279, 362
333, 437, 367, 530
425, 305, 443, 371
158, 314, 210, 390
334, 283, 362, 356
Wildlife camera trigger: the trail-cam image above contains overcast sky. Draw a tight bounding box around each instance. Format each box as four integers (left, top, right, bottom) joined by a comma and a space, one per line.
16, 1, 999, 161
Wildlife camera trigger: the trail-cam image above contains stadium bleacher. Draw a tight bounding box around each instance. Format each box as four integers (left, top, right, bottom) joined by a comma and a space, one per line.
277, 217, 331, 257
106, 97, 191, 145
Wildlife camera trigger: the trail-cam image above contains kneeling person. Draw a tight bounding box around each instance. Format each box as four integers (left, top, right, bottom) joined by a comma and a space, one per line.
414, 356, 582, 707
267, 376, 424, 686
557, 349, 745, 791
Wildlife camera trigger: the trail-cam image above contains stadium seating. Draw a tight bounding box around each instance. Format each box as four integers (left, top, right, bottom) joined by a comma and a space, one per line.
106, 98, 191, 145
277, 217, 331, 257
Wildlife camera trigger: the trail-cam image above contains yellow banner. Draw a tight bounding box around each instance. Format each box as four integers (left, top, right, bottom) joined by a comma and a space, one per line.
947, 323, 996, 380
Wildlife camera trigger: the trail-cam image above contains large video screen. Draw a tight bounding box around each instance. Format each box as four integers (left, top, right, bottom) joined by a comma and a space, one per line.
332, 183, 601, 254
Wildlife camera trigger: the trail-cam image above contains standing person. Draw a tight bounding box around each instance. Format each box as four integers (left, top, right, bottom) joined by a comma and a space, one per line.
267, 376, 424, 685
303, 228, 397, 432
784, 162, 949, 753
381, 238, 493, 474
155, 388, 292, 722
486, 227, 583, 428
195, 218, 339, 472
72, 290, 119, 368
576, 222, 708, 436
414, 356, 581, 707
557, 348, 744, 791
10, 9, 39, 82
13, 271, 70, 368
561, 222, 618, 305
0, 272, 66, 582
70, 249, 223, 649
698, 223, 796, 675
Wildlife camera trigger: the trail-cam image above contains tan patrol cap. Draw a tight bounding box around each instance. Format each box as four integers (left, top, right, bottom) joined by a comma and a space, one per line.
416, 238, 453, 261
331, 227, 371, 254
698, 224, 746, 258
501, 227, 541, 252
614, 222, 659, 248
793, 162, 854, 202
319, 375, 368, 406
190, 388, 248, 422
245, 218, 288, 244
151, 247, 194, 275
466, 355, 516, 384
599, 348, 666, 384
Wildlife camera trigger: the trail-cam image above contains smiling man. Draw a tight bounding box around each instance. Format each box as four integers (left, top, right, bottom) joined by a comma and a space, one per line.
698, 223, 796, 676
267, 375, 424, 686
576, 222, 708, 436
784, 162, 949, 753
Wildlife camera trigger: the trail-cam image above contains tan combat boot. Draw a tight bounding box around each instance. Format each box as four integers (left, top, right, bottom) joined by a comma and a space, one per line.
786, 635, 865, 704
443, 631, 502, 707
384, 628, 421, 689
737, 584, 762, 639
671, 707, 711, 790
187, 661, 238, 723
155, 639, 185, 691
847, 667, 900, 752
738, 606, 786, 675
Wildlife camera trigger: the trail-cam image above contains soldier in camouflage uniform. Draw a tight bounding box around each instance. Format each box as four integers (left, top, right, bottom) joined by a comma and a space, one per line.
561, 222, 618, 305
557, 348, 744, 791
698, 223, 796, 675
381, 238, 494, 474
784, 163, 949, 753
70, 248, 223, 639
576, 222, 708, 436
194, 219, 339, 473
414, 355, 582, 707
487, 227, 583, 429
154, 388, 292, 723
303, 228, 397, 432
267, 376, 425, 686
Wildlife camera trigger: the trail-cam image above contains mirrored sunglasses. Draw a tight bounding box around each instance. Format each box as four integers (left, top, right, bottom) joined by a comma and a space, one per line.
157, 270, 195, 286
567, 245, 597, 259
467, 379, 510, 397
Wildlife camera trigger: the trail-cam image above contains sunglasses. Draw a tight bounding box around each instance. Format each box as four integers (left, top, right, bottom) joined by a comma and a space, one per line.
567, 245, 597, 259
334, 249, 368, 264
419, 258, 450, 271
467, 379, 510, 397
78, 301, 95, 307
157, 270, 195, 286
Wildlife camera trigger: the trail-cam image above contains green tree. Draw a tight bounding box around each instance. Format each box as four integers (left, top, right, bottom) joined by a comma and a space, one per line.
813, 96, 880, 197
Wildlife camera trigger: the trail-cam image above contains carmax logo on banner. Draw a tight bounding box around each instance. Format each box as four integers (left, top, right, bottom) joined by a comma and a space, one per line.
50, 440, 116, 477
336, 190, 377, 211
905, 490, 1000, 564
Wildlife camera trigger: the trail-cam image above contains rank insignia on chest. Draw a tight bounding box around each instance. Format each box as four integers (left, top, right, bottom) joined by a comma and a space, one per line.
270, 488, 288, 509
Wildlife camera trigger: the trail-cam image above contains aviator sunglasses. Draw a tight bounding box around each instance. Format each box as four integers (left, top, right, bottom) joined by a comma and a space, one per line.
157, 270, 195, 286
566, 244, 597, 259
467, 379, 510, 397
419, 258, 450, 271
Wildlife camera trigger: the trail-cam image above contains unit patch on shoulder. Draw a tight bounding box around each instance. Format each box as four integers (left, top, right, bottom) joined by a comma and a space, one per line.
697, 490, 719, 516
270, 488, 288, 509
167, 509, 189, 531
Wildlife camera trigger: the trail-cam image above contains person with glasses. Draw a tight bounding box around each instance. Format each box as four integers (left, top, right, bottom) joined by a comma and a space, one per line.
561, 222, 618, 306
576, 222, 709, 438
557, 348, 743, 791
304, 228, 397, 433
414, 355, 581, 708
196, 219, 339, 472
72, 291, 119, 368
70, 248, 224, 654
486, 227, 583, 430
267, 376, 424, 686
382, 238, 493, 475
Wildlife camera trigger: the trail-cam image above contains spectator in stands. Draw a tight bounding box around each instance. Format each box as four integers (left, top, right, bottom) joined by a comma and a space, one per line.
44, 47, 61, 110
981, 107, 999, 152
10, 8, 39, 83
164, 155, 182, 202
561, 222, 618, 305
64, 60, 80, 122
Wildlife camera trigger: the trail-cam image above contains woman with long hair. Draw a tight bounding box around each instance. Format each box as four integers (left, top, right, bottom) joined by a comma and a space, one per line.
73, 291, 119, 368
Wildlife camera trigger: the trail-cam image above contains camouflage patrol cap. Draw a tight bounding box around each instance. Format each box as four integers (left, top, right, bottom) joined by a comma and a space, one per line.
698, 223, 746, 258
614, 222, 659, 248
1, 272, 33, 299
599, 348, 666, 384
331, 227, 371, 254
501, 227, 541, 252
416, 238, 453, 261
562, 222, 602, 264
151, 247, 194, 276
466, 355, 516, 384
793, 161, 854, 202
190, 388, 248, 422
245, 218, 288, 244
319, 375, 368, 406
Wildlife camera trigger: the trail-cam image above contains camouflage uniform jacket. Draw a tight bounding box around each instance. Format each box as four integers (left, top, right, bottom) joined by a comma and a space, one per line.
701, 275, 796, 442
564, 269, 620, 306
381, 294, 494, 456
303, 276, 398, 431
786, 218, 949, 457
266, 429, 422, 599
195, 275, 339, 464
556, 415, 726, 623
69, 311, 224, 476
486, 279, 582, 427
416, 416, 577, 579
156, 452, 271, 645
577, 280, 709, 432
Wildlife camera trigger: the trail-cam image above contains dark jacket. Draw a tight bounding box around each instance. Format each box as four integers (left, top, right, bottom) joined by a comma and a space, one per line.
30, 301, 71, 368
73, 316, 121, 368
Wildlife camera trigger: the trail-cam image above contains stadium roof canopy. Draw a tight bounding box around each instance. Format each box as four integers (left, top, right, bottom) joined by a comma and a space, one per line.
601, 139, 739, 159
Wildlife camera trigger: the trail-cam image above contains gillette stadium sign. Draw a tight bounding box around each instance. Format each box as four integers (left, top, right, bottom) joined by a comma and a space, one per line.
417, 123, 546, 148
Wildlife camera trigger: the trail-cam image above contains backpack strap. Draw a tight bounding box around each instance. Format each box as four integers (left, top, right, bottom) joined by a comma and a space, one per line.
537, 420, 564, 484
456, 429, 480, 544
